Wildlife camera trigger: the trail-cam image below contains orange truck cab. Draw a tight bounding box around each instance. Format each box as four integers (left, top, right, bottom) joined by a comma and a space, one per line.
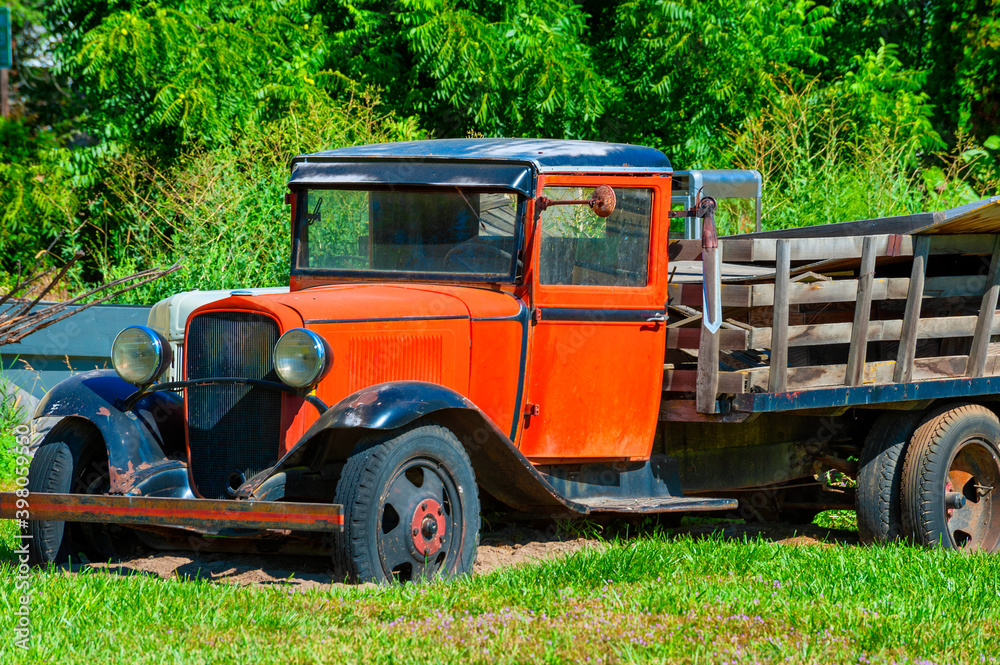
11, 139, 1000, 581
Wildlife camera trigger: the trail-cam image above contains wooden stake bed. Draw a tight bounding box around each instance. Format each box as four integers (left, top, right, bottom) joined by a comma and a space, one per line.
662, 198, 1000, 418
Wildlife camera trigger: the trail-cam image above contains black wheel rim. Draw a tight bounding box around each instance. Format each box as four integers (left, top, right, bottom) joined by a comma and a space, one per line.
944, 437, 1000, 551
376, 457, 463, 582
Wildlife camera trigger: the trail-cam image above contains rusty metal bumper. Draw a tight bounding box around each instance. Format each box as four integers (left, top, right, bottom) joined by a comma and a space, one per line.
0, 492, 343, 532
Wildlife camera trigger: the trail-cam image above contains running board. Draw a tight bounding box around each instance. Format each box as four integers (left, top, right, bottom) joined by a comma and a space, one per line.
576, 495, 737, 514
0, 493, 343, 532
536, 455, 737, 515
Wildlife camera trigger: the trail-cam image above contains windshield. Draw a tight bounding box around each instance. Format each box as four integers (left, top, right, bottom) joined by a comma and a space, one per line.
294, 188, 523, 280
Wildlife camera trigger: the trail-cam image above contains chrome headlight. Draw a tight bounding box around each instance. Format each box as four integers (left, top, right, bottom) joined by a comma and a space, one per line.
273, 328, 329, 388
111, 325, 171, 385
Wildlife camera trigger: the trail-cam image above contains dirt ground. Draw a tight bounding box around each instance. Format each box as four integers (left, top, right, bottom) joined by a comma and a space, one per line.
62, 519, 858, 591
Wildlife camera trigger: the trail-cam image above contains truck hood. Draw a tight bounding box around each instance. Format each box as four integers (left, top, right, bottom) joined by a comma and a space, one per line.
264, 283, 523, 323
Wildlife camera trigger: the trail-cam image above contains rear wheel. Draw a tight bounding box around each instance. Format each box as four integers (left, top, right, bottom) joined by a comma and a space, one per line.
902, 404, 1000, 551
25, 421, 137, 565
332, 425, 480, 583
856, 411, 923, 544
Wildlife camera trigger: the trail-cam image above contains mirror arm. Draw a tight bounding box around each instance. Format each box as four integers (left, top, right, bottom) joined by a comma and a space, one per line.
533, 185, 617, 218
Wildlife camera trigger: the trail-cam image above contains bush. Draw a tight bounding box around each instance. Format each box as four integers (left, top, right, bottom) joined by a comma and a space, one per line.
95, 92, 424, 303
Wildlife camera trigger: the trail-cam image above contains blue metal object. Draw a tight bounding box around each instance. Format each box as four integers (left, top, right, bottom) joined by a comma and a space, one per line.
289, 160, 536, 197
672, 169, 763, 239
32, 369, 187, 489
300, 138, 673, 173
733, 376, 1000, 413
0, 8, 11, 69
1, 304, 151, 400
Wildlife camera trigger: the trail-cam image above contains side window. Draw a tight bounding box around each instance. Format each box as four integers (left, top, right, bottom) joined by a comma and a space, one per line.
539, 187, 653, 286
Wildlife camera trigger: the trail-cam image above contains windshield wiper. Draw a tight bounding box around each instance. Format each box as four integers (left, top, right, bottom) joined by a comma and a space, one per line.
455, 187, 485, 231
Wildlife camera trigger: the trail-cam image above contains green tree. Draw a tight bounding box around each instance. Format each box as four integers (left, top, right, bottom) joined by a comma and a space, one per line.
322, 0, 609, 138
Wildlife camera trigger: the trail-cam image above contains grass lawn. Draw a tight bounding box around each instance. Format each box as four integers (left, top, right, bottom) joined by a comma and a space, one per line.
1, 512, 998, 665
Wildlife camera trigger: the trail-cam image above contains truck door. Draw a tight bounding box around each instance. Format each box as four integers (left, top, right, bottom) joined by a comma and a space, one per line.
519, 174, 671, 462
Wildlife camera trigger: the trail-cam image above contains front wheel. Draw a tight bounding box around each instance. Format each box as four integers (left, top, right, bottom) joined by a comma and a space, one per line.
25, 421, 137, 565
332, 425, 480, 583
902, 404, 1000, 551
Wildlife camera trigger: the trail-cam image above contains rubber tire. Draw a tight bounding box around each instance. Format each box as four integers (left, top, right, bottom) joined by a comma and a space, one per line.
332, 424, 480, 584
901, 403, 1000, 550
856, 411, 923, 545
25, 421, 135, 565
24, 442, 75, 565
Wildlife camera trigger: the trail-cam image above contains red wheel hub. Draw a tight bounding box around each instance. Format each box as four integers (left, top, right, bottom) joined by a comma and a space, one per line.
410, 499, 446, 556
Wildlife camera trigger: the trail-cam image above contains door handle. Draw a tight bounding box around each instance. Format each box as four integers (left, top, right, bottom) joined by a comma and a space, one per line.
646, 312, 668, 323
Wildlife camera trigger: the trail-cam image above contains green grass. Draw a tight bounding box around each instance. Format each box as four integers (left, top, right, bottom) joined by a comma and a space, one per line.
1, 526, 998, 664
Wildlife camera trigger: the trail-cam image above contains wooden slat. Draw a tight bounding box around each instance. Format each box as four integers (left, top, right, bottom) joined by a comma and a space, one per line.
659, 400, 754, 423
747, 361, 896, 391
742, 356, 976, 392
668, 233, 995, 265
666, 327, 747, 350
747, 313, 1000, 349
719, 235, 912, 263
967, 235, 1000, 377
663, 369, 745, 394
894, 235, 930, 382
667, 274, 988, 308
768, 239, 791, 392
846, 236, 878, 386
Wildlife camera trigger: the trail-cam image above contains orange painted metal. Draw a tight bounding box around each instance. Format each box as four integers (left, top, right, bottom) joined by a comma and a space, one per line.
517, 173, 672, 462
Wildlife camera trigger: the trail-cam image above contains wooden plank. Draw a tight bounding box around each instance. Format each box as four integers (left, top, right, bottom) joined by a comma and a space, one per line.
668, 283, 753, 307
912, 198, 1000, 235
720, 235, 912, 263
846, 236, 878, 386
747, 313, 1000, 349
922, 274, 988, 298
743, 356, 975, 392
729, 212, 935, 239
894, 235, 930, 382
696, 322, 721, 414
670, 233, 993, 267
746, 361, 896, 391
913, 355, 973, 381
666, 327, 747, 350
929, 234, 1000, 256
662, 369, 745, 394
768, 239, 791, 393
659, 400, 754, 423
668, 275, 988, 308
966, 235, 1000, 377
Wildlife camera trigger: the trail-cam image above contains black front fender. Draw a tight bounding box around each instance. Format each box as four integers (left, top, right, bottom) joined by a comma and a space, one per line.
33, 370, 187, 492
250, 381, 584, 515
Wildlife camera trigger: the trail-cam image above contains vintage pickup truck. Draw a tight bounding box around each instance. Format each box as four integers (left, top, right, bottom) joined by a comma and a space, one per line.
4, 139, 1000, 583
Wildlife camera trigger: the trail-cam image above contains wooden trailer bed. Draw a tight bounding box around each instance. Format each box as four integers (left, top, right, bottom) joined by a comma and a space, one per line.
661, 196, 1000, 420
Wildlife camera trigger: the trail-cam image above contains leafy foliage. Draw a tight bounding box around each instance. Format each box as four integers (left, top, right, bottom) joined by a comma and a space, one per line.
609, 0, 835, 161
325, 0, 606, 138
0, 0, 998, 298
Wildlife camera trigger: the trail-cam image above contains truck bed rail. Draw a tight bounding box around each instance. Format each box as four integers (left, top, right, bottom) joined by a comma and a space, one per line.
662, 198, 1000, 417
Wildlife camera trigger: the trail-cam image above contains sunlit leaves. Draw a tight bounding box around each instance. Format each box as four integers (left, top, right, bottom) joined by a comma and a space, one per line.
325, 0, 607, 138
73, 0, 328, 148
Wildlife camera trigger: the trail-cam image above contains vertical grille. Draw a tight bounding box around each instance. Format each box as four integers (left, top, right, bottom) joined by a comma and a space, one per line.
185, 311, 282, 499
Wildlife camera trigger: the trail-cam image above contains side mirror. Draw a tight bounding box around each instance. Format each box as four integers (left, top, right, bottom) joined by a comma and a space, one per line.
535, 185, 617, 218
